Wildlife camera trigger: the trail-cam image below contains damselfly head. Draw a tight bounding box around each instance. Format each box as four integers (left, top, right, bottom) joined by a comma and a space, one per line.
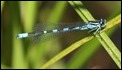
99, 19, 106, 28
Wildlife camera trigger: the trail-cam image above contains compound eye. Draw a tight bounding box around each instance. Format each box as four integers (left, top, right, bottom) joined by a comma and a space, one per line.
100, 19, 106, 26
100, 19, 106, 28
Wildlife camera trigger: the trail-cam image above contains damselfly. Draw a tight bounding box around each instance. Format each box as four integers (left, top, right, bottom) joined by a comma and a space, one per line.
16, 19, 106, 39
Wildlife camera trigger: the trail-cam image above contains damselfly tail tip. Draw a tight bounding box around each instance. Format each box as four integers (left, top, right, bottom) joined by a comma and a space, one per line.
16, 33, 28, 39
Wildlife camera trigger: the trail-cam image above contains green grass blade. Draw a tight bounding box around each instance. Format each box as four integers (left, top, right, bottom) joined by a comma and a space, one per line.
1, 1, 5, 12
47, 1, 67, 23
68, 1, 95, 22
20, 1, 40, 68
67, 1, 121, 68
96, 15, 121, 68
40, 36, 94, 69
102, 14, 121, 32
7, 2, 28, 68
20, 1, 39, 32
96, 32, 121, 68
68, 1, 121, 69
67, 14, 121, 68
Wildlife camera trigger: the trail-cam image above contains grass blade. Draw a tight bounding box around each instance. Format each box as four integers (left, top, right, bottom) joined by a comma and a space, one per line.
68, 1, 121, 69
40, 36, 94, 69
1, 1, 5, 12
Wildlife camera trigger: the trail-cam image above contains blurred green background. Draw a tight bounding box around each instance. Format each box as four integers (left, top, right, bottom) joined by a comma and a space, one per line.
1, 1, 121, 69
